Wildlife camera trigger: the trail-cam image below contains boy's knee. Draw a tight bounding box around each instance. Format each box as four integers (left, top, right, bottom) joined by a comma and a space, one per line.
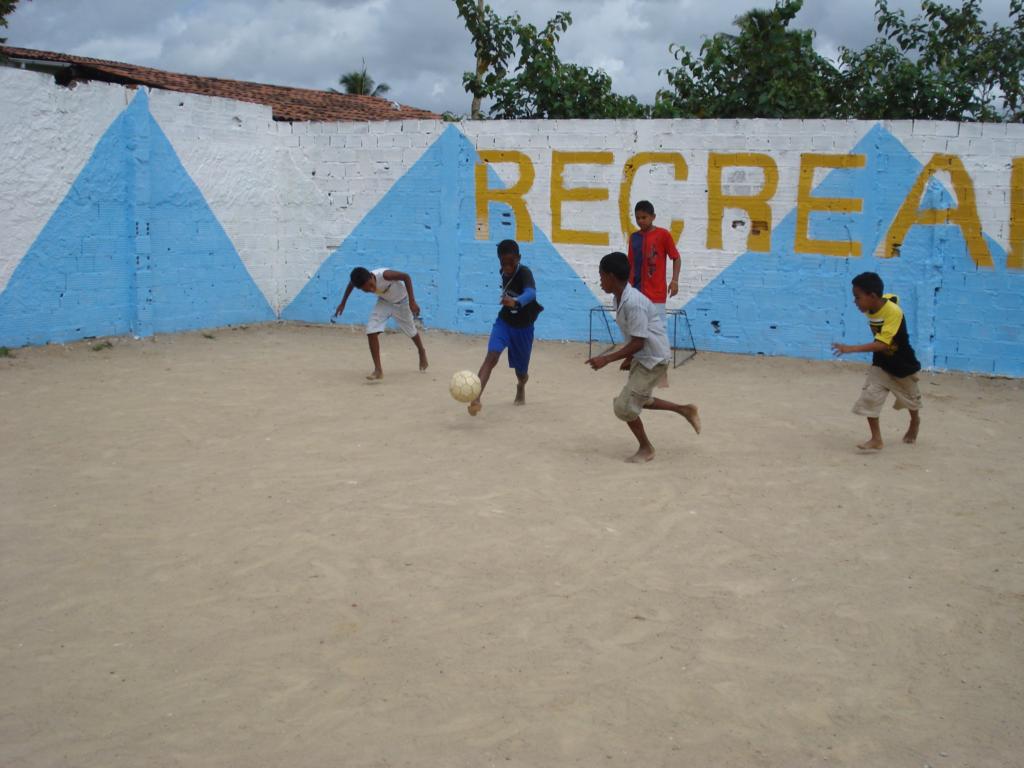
613, 391, 642, 422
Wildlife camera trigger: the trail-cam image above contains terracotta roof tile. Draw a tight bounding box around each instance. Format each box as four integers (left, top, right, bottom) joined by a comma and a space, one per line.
1, 45, 441, 122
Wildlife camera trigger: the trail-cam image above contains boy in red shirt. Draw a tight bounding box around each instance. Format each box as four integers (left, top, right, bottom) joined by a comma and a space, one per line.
626, 200, 680, 384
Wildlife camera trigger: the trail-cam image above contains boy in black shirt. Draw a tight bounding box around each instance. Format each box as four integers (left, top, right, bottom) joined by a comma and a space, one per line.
468, 239, 543, 416
832, 271, 922, 450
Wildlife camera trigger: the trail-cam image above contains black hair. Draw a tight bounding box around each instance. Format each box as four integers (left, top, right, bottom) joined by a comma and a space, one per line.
634, 200, 655, 216
599, 251, 631, 281
350, 267, 372, 288
852, 271, 884, 297
496, 239, 520, 257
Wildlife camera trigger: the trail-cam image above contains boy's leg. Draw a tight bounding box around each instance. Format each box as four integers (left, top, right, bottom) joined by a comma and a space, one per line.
365, 300, 390, 379
508, 324, 534, 405
861, 417, 884, 451
625, 417, 655, 463
904, 410, 920, 444
888, 373, 923, 445
411, 333, 428, 371
469, 351, 501, 415
645, 397, 701, 434
614, 363, 661, 462
366, 333, 383, 380
470, 320, 509, 415
852, 368, 888, 450
394, 302, 428, 371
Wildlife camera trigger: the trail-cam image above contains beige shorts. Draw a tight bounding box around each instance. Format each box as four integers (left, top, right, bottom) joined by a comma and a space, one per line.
614, 361, 669, 422
852, 366, 923, 418
367, 299, 418, 337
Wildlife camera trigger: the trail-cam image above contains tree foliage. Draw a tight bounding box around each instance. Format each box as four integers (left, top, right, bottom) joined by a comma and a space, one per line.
333, 60, 390, 98
839, 0, 1024, 121
455, 0, 1022, 122
454, 0, 646, 119
658, 0, 1024, 122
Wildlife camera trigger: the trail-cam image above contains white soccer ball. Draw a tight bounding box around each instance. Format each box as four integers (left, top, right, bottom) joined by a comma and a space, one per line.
449, 370, 482, 403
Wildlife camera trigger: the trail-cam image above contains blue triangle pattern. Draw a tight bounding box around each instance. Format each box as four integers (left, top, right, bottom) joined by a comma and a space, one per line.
682, 123, 1023, 376
0, 91, 274, 347
283, 125, 596, 342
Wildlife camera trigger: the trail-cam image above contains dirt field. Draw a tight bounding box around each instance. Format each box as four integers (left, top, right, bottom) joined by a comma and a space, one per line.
2, 323, 1022, 768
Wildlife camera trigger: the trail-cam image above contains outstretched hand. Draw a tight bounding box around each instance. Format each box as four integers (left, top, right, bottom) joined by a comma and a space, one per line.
831, 342, 849, 356
333, 303, 345, 318
586, 355, 609, 371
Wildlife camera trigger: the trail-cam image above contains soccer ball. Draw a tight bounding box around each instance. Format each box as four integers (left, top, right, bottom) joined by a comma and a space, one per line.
449, 370, 482, 403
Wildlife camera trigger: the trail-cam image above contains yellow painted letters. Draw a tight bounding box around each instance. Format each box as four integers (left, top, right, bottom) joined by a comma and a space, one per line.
617, 152, 687, 240
474, 150, 536, 242
550, 151, 614, 246
794, 153, 866, 257
707, 153, 779, 252
883, 154, 992, 267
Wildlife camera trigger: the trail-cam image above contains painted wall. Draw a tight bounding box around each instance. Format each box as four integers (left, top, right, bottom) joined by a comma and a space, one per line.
1, 68, 1022, 375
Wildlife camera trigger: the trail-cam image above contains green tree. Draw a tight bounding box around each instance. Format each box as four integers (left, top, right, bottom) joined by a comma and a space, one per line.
333, 59, 390, 97
656, 0, 844, 119
454, 0, 647, 119
839, 0, 1024, 121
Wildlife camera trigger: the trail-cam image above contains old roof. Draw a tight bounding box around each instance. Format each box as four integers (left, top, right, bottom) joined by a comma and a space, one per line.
0, 45, 441, 122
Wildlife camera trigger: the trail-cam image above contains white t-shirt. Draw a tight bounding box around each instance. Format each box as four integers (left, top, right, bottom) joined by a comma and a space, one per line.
371, 268, 408, 304
615, 283, 671, 369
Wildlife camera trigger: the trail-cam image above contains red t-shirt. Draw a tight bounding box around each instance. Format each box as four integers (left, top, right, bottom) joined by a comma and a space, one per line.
626, 226, 680, 304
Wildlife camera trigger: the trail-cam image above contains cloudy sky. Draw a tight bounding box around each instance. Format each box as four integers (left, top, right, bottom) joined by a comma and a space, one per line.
4, 0, 1015, 115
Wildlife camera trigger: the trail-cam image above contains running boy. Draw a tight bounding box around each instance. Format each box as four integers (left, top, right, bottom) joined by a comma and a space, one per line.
586, 252, 699, 463
627, 200, 680, 385
832, 271, 921, 450
334, 267, 428, 380
468, 239, 543, 416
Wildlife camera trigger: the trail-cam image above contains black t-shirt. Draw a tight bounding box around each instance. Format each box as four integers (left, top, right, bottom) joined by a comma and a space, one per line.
498, 265, 543, 328
869, 295, 921, 378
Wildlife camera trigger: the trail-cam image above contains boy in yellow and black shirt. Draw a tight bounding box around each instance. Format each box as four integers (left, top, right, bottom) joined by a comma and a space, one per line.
832, 272, 922, 450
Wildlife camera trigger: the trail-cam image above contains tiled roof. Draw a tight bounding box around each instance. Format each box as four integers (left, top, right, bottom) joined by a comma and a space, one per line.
0, 45, 441, 122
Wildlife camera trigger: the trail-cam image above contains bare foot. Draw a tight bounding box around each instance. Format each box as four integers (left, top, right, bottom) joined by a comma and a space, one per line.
677, 404, 701, 434
627, 446, 655, 463
419, 351, 428, 372
514, 375, 528, 406
468, 400, 482, 416
903, 427, 918, 444
366, 370, 383, 381
857, 438, 883, 451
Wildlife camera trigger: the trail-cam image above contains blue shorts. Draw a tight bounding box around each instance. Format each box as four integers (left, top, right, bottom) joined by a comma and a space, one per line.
487, 318, 534, 376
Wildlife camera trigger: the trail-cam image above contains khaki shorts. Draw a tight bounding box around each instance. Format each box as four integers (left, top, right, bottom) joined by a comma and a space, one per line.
614, 361, 669, 422
852, 366, 923, 418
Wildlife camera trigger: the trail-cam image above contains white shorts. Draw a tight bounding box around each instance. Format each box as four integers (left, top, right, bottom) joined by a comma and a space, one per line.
367, 299, 418, 337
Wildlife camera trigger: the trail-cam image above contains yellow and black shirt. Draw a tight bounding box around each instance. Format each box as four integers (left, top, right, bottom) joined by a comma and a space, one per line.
866, 294, 921, 378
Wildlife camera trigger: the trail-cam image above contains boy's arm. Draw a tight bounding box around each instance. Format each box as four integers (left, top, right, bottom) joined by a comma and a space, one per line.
382, 269, 420, 316
587, 336, 645, 370
832, 340, 890, 356
334, 282, 355, 317
665, 230, 681, 297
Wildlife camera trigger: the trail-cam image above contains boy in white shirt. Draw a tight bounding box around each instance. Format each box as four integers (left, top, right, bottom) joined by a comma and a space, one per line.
586, 252, 700, 462
334, 267, 428, 380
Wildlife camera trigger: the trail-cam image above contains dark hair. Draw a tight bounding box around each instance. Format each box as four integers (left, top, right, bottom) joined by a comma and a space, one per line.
350, 267, 372, 288
634, 200, 655, 216
496, 239, 520, 257
852, 271, 883, 297
599, 251, 631, 281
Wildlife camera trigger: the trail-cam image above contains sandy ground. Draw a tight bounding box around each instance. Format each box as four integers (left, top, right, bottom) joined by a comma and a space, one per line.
1, 323, 1023, 768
